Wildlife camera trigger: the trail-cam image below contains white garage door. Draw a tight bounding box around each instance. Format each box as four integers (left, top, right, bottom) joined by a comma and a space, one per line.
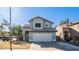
32, 32, 56, 42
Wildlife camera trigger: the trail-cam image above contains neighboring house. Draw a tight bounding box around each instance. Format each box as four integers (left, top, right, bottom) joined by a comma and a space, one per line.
56, 24, 69, 41
56, 22, 79, 41
22, 16, 56, 42
69, 22, 79, 39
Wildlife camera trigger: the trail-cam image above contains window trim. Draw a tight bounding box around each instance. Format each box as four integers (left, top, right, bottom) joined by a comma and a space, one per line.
34, 22, 42, 29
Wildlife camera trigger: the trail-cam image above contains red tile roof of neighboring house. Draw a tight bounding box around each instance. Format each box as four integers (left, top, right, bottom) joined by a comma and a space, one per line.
69, 22, 79, 26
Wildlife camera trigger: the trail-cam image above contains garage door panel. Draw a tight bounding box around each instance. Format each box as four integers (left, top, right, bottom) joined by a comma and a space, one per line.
32, 32, 53, 42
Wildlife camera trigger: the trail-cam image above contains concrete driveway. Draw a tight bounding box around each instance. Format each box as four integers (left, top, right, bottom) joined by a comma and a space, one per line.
29, 42, 79, 51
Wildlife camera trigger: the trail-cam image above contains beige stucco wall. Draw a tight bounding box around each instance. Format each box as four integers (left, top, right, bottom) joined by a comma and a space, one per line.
56, 26, 64, 39
56, 26, 62, 36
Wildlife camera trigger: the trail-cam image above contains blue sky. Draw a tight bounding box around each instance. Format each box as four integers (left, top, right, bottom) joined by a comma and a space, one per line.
0, 7, 79, 28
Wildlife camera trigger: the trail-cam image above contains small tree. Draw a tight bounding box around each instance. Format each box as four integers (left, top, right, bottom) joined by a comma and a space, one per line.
60, 19, 67, 25
0, 25, 5, 35
60, 18, 69, 25
11, 24, 22, 40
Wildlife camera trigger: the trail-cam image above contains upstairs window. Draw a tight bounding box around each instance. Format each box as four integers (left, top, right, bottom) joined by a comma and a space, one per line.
35, 23, 41, 28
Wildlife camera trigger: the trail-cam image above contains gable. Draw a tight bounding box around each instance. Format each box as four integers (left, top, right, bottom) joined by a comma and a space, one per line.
32, 17, 43, 22
32, 18, 43, 29
29, 16, 53, 24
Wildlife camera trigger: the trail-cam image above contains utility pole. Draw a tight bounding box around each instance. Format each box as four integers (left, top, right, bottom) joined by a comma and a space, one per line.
9, 7, 12, 51
66, 18, 70, 39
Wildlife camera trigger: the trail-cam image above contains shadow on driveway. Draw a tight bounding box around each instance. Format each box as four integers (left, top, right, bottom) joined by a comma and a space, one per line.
29, 41, 79, 51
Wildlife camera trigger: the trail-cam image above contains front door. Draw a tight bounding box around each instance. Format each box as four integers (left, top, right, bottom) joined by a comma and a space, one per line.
63, 31, 68, 41
25, 31, 29, 42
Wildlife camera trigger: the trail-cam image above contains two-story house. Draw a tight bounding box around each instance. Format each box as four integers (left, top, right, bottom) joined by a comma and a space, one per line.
22, 16, 56, 42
